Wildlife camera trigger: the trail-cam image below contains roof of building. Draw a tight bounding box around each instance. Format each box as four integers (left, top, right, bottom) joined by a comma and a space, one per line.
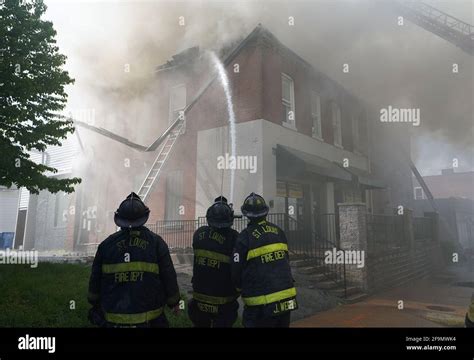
74, 24, 372, 152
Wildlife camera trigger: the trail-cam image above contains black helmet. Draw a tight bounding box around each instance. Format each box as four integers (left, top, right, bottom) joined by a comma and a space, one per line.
206, 198, 234, 228
114, 192, 150, 228
214, 196, 228, 204
241, 192, 269, 218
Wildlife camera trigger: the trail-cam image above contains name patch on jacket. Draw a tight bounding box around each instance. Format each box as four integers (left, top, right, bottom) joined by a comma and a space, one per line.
272, 298, 298, 314
197, 302, 218, 314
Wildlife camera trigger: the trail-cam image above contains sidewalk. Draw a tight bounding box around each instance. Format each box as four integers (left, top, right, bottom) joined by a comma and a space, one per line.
293, 263, 473, 327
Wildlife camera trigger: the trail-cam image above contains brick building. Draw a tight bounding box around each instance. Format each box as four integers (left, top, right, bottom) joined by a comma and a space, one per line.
413, 169, 474, 201
19, 25, 414, 252
144, 25, 413, 225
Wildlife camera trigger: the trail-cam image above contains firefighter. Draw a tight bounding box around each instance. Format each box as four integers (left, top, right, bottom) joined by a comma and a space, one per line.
87, 192, 181, 328
188, 196, 240, 327
232, 193, 297, 328
465, 293, 474, 328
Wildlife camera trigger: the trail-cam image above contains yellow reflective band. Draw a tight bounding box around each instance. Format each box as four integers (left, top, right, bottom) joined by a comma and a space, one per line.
246, 243, 288, 261
102, 261, 159, 274
194, 249, 230, 263
242, 287, 297, 306
105, 307, 163, 324
193, 292, 237, 305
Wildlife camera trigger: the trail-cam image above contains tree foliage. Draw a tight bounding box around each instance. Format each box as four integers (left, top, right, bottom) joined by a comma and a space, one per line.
0, 0, 80, 194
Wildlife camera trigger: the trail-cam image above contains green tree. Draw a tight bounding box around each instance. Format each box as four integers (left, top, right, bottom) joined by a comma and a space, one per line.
0, 0, 80, 194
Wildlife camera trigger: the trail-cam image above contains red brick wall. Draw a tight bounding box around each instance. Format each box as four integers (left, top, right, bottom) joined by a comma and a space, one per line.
261, 42, 359, 147
145, 34, 367, 222
147, 44, 264, 223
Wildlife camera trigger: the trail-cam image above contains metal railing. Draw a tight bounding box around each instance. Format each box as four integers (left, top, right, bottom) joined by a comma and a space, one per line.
284, 214, 346, 297
147, 220, 197, 249
366, 214, 406, 254
146, 212, 347, 297
315, 213, 339, 246
413, 216, 434, 242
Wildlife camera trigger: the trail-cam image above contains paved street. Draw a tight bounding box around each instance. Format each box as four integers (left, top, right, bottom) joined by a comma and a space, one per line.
293, 263, 473, 327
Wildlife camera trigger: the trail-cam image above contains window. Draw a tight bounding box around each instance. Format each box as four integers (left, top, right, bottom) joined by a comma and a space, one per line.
352, 114, 359, 151
311, 91, 322, 139
331, 102, 342, 147
414, 187, 424, 200
165, 170, 183, 221
169, 84, 186, 125
54, 192, 68, 228
281, 73, 295, 128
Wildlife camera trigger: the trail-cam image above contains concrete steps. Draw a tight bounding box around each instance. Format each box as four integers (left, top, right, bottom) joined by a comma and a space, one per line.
297, 265, 326, 275
291, 258, 368, 303
345, 292, 369, 304
290, 258, 319, 268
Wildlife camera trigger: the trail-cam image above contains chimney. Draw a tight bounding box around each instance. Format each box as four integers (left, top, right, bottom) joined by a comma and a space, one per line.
441, 168, 454, 175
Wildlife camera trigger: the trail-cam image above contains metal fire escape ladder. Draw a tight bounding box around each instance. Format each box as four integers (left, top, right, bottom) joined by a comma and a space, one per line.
137, 119, 184, 202
393, 1, 474, 55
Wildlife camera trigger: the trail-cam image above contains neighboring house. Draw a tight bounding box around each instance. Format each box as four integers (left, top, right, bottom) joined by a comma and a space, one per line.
413, 169, 474, 250
1, 152, 44, 250
21, 136, 80, 252
413, 169, 474, 201
0, 186, 20, 249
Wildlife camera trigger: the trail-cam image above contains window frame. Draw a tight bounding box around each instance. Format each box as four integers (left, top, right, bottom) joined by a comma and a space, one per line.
164, 170, 184, 221
352, 114, 360, 152
53, 192, 68, 228
414, 187, 424, 200
281, 73, 296, 129
169, 83, 186, 125
311, 90, 322, 140
331, 101, 343, 148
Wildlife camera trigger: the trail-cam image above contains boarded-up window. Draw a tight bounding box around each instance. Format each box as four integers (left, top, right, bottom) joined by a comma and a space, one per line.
165, 170, 183, 221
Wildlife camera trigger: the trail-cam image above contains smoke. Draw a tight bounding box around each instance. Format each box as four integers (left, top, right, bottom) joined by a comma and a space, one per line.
44, 0, 473, 174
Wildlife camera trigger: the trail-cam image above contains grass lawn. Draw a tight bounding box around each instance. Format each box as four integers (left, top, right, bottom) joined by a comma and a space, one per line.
0, 263, 193, 327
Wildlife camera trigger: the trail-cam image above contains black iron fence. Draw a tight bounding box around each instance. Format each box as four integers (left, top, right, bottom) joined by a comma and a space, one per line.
197, 213, 290, 233
316, 213, 339, 246
367, 214, 436, 292
366, 214, 406, 254
285, 213, 346, 297
147, 220, 197, 249
413, 216, 434, 242
146, 212, 347, 297
367, 214, 435, 254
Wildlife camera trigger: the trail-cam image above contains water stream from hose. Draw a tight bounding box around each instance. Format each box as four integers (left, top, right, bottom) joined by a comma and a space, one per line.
209, 51, 236, 204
